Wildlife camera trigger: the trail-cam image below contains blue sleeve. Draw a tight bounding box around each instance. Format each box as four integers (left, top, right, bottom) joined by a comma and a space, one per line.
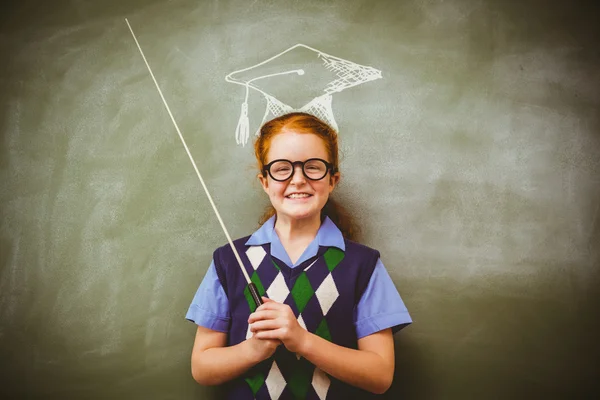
354, 258, 412, 339
185, 259, 231, 333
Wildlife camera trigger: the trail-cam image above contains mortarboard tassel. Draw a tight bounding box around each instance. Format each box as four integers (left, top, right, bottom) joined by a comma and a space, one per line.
235, 101, 250, 146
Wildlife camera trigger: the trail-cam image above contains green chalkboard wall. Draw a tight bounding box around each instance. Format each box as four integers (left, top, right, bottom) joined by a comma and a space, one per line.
1, 0, 599, 398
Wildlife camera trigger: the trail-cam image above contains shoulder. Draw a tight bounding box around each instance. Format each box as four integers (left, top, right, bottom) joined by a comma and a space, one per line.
343, 239, 381, 260
215, 236, 254, 252
211, 236, 254, 295
342, 239, 381, 280
213, 235, 253, 262
340, 240, 382, 301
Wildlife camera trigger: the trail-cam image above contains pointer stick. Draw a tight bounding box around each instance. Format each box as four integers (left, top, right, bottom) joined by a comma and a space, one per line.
125, 18, 262, 308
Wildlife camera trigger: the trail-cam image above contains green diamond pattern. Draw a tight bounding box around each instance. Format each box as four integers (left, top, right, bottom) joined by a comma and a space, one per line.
288, 361, 312, 400
245, 372, 265, 396
244, 271, 266, 312
315, 318, 332, 342
324, 248, 344, 272
291, 272, 314, 313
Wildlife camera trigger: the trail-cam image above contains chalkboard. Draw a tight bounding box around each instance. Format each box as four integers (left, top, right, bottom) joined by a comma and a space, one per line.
1, 0, 599, 398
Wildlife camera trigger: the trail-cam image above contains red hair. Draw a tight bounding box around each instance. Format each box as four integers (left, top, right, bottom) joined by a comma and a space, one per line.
254, 112, 360, 240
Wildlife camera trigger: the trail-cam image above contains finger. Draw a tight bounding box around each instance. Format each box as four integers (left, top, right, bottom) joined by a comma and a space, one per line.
248, 310, 279, 323
256, 301, 283, 312
255, 329, 284, 340
249, 319, 281, 332
261, 296, 275, 303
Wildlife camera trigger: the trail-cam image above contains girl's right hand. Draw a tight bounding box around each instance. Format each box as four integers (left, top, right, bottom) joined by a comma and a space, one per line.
246, 334, 280, 362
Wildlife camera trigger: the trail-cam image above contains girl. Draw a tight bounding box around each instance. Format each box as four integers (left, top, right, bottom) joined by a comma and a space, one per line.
186, 113, 411, 399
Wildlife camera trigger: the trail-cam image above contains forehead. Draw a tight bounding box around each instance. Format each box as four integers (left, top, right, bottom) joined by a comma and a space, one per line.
266, 131, 329, 162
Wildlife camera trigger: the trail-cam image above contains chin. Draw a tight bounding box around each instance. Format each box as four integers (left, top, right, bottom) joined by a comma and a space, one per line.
280, 207, 319, 221
285, 211, 314, 220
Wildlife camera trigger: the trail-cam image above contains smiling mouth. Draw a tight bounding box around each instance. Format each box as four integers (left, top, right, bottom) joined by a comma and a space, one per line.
286, 193, 312, 199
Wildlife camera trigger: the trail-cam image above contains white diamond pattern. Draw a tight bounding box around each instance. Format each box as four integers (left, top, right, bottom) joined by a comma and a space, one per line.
315, 273, 339, 316
266, 272, 290, 304
296, 314, 307, 359
246, 246, 266, 270
312, 368, 331, 400
265, 361, 286, 400
297, 314, 307, 330
246, 323, 253, 339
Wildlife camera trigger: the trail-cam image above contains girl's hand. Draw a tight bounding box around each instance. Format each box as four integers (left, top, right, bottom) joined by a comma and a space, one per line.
248, 297, 309, 354
245, 333, 280, 363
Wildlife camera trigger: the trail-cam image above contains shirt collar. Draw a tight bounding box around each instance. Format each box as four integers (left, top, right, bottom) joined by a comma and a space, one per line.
245, 215, 346, 259
245, 215, 276, 246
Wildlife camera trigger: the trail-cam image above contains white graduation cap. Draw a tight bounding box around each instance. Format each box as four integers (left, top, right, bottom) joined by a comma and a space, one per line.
225, 43, 383, 146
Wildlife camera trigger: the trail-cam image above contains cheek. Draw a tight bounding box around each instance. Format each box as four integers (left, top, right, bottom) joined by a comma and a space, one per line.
268, 182, 287, 197
315, 182, 332, 196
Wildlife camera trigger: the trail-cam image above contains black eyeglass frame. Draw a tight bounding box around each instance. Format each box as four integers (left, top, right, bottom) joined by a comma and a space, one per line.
262, 158, 337, 182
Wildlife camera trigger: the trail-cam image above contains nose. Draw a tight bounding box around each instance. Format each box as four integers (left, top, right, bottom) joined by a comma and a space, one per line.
289, 164, 306, 185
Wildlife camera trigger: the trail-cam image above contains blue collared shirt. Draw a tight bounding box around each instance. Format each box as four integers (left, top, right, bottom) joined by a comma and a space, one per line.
186, 216, 412, 339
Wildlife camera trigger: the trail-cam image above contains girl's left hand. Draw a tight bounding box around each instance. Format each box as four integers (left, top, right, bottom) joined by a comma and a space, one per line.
248, 297, 308, 354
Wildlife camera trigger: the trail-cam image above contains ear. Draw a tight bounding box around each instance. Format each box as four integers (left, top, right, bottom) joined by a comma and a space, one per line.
258, 173, 269, 194
329, 171, 340, 193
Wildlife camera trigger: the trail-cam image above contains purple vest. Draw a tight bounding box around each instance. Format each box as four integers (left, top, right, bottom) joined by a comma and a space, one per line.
213, 236, 381, 399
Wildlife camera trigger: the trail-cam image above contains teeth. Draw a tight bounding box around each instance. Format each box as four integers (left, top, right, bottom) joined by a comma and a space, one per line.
287, 193, 310, 199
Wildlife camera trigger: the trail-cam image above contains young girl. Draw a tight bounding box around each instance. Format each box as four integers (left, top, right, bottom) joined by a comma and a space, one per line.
186, 113, 412, 399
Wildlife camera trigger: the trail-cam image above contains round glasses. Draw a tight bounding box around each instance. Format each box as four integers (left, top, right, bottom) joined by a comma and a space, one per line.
263, 158, 335, 182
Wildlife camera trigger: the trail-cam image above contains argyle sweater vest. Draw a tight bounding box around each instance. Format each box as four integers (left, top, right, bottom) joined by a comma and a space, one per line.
213, 236, 381, 400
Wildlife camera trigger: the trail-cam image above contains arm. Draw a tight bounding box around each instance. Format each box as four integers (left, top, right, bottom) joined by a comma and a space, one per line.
300, 328, 394, 394
249, 298, 395, 394
190, 326, 280, 386
300, 258, 412, 393
186, 261, 281, 386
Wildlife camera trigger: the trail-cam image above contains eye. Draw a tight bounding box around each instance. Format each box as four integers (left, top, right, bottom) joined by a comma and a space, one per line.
275, 165, 291, 173
269, 161, 292, 175
305, 160, 326, 171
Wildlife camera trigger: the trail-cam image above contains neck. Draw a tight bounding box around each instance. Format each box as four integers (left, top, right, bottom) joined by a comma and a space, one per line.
274, 214, 322, 243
